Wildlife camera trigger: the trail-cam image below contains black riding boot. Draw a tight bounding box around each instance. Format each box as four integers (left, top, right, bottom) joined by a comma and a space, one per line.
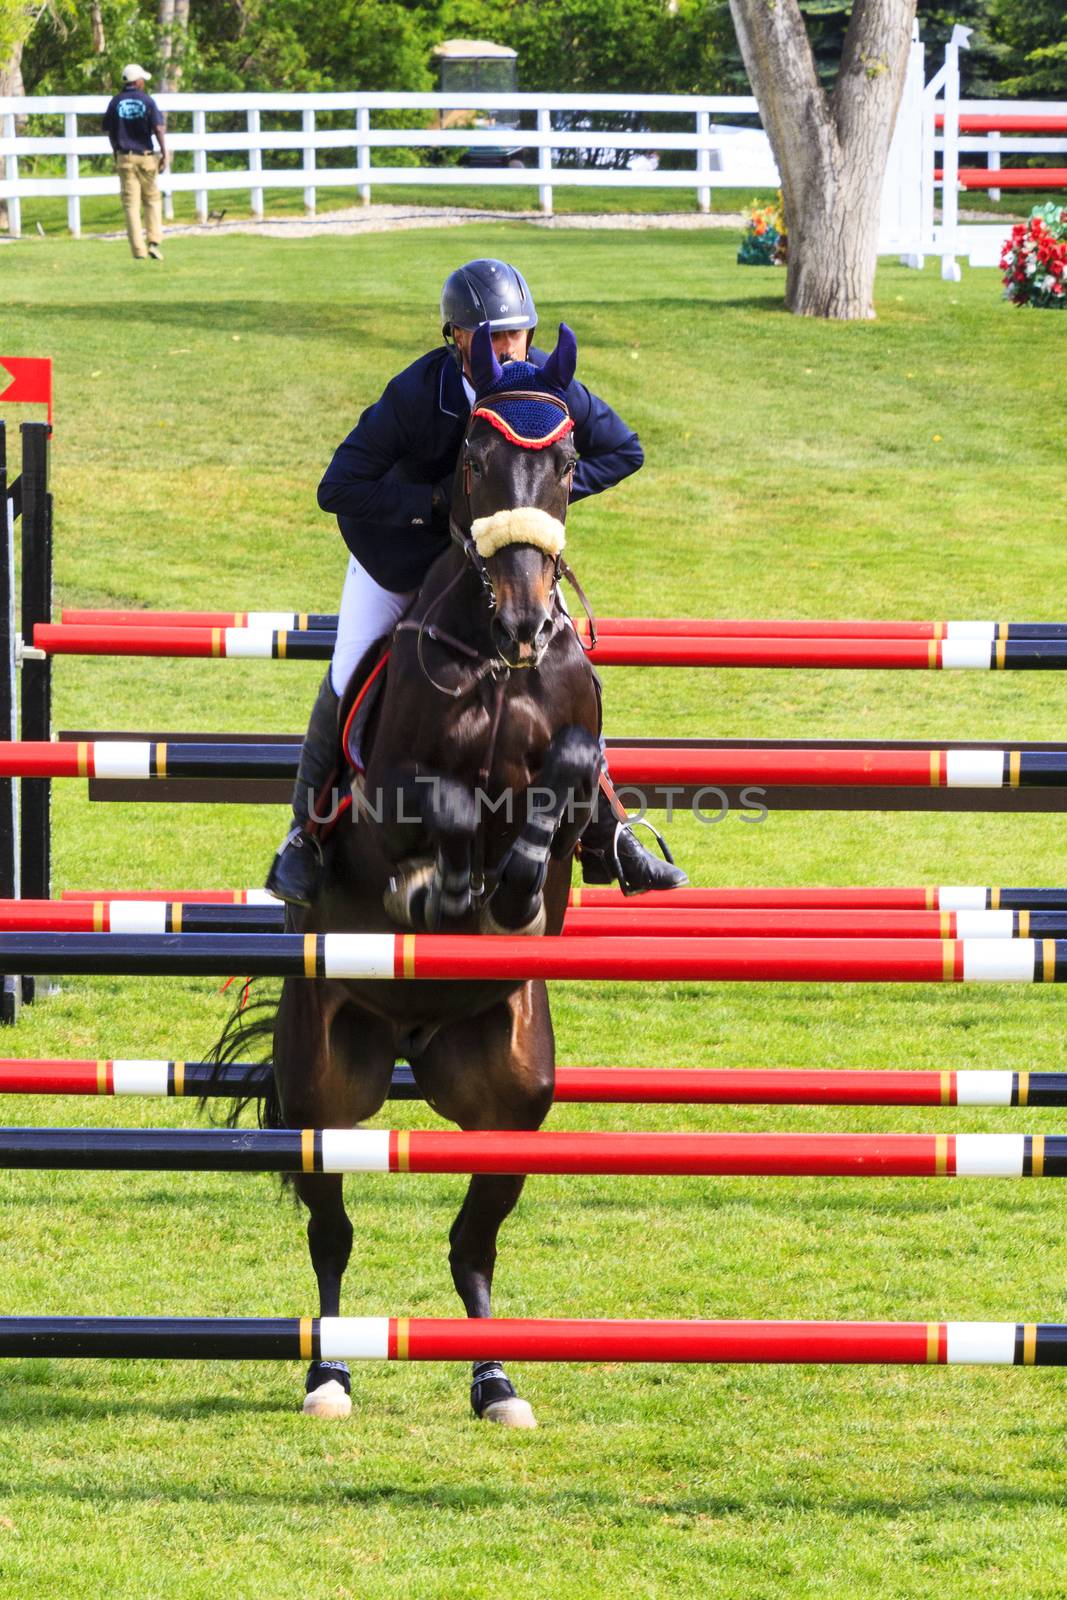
579, 788, 689, 896
265, 674, 340, 906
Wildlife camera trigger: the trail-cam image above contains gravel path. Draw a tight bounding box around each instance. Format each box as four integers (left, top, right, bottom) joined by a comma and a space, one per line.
9, 199, 1015, 245
86, 201, 749, 242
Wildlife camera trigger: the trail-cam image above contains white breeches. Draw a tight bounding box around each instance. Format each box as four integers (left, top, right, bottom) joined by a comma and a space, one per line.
330, 555, 416, 698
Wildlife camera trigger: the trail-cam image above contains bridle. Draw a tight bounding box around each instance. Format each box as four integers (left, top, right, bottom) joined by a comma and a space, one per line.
396, 386, 596, 698
453, 387, 574, 616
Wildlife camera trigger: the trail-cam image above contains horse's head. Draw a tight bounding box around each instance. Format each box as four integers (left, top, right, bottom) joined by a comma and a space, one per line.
458, 322, 579, 670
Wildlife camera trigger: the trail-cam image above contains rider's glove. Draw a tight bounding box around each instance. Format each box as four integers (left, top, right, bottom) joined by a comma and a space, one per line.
430, 474, 454, 530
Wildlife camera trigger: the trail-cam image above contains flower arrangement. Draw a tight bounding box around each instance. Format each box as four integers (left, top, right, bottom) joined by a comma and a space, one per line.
737, 194, 787, 266
1000, 203, 1067, 309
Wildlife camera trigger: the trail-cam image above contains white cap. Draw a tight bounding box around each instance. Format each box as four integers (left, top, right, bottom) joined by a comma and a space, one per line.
121, 63, 151, 84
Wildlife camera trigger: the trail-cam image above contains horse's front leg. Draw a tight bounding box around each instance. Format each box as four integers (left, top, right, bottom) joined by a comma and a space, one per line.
413, 986, 555, 1430
449, 1173, 533, 1427
482, 724, 599, 933
380, 768, 477, 930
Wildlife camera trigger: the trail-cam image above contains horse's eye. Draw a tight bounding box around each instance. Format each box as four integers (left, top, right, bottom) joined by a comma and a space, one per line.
470, 459, 483, 478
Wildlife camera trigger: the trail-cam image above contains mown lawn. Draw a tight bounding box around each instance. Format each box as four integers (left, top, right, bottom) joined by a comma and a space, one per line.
0, 224, 1064, 1600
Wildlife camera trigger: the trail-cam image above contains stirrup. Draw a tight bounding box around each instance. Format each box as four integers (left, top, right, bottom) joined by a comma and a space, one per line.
617, 816, 677, 871
610, 817, 688, 898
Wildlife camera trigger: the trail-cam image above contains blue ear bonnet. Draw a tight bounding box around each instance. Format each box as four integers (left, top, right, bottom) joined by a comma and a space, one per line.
481, 358, 561, 401
473, 366, 574, 450
469, 322, 578, 447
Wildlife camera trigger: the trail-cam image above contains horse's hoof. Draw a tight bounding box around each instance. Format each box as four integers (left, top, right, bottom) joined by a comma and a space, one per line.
302, 1379, 352, 1419
471, 1360, 536, 1428
383, 858, 434, 929
478, 899, 547, 938
481, 1396, 537, 1429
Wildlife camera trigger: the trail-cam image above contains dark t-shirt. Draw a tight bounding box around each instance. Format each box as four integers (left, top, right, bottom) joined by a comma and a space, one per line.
103, 89, 163, 155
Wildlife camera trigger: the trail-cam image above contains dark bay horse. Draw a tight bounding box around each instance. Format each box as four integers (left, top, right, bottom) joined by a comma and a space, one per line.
215, 324, 601, 1426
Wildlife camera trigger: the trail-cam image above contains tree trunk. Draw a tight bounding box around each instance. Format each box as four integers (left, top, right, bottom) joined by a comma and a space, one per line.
90, 1, 105, 54
158, 0, 188, 92
0, 39, 25, 231
728, 0, 916, 319
158, 0, 175, 89
0, 39, 25, 98
171, 0, 189, 90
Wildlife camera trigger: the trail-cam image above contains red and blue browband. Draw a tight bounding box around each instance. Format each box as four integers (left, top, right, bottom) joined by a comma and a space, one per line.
472, 402, 575, 451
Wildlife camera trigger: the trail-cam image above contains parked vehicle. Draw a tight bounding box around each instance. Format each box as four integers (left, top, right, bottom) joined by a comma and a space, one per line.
430, 39, 525, 168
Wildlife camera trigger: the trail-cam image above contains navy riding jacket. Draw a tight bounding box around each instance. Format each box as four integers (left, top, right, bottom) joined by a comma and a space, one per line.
317, 345, 644, 593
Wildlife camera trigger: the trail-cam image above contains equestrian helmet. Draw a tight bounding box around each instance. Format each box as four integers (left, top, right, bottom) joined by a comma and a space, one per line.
440, 259, 537, 335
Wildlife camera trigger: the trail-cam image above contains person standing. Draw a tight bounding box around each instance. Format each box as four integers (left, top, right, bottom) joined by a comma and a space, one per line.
103, 65, 168, 261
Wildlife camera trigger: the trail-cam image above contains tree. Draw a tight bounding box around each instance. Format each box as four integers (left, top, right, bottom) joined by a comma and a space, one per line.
917, 0, 1006, 97
988, 0, 1067, 98
727, 0, 916, 319
0, 2, 74, 226
1, 0, 45, 94
21, 0, 154, 94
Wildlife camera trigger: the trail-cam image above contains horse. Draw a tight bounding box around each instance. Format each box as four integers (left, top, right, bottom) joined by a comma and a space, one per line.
212, 322, 602, 1428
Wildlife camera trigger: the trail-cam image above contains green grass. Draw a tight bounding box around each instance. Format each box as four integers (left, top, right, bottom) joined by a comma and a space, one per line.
0, 226, 1065, 1599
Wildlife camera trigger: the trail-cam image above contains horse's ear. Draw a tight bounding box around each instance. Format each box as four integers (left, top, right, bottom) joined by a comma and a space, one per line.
539, 323, 577, 392
470, 321, 502, 395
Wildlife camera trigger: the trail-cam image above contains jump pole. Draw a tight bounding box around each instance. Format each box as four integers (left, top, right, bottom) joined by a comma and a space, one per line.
2, 1126, 1066, 1177
63, 885, 1067, 913
2, 1061, 1067, 1107
59, 608, 1067, 642
0, 931, 1064, 982
568, 885, 1067, 911
34, 624, 1067, 672
6, 899, 1067, 940
4, 742, 1067, 788
2, 1316, 1066, 1365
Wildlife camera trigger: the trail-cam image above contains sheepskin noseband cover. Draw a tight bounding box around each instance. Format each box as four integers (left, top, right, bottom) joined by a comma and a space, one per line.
470, 508, 567, 561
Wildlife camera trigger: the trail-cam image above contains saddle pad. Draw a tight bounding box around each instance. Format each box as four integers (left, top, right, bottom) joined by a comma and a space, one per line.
341, 646, 390, 773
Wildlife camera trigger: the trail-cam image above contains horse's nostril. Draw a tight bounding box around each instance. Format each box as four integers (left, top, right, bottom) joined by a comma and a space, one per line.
492, 612, 552, 665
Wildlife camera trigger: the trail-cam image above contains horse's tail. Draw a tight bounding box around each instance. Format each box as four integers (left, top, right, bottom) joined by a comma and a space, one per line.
198, 987, 284, 1131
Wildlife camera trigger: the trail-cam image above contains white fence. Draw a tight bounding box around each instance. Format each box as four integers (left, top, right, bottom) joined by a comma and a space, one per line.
1, 57, 1064, 275
0, 90, 779, 237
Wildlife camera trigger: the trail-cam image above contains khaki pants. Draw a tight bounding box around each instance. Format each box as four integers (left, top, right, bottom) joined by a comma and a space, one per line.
116, 152, 162, 259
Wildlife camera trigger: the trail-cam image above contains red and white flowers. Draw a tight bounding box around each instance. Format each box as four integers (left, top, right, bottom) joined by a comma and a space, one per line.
1000, 204, 1067, 309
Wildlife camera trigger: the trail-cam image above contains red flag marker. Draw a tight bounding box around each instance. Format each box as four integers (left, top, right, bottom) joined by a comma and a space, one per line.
0, 357, 52, 425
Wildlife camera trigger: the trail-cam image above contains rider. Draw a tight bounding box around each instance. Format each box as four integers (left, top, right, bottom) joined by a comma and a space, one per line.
266, 257, 688, 906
